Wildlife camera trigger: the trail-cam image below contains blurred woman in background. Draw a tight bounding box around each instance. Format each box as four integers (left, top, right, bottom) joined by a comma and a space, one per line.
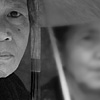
40, 0, 100, 100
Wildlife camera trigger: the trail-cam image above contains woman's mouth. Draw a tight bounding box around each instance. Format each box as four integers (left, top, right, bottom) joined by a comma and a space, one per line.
0, 52, 14, 60
89, 67, 100, 73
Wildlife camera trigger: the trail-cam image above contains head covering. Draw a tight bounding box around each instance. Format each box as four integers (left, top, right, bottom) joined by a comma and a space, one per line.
40, 0, 100, 26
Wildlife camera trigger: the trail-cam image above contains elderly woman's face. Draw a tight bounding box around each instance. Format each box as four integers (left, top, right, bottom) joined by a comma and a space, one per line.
65, 21, 100, 90
0, 0, 29, 77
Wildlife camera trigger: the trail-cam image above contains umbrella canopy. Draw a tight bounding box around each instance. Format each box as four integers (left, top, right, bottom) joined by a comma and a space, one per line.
40, 0, 100, 26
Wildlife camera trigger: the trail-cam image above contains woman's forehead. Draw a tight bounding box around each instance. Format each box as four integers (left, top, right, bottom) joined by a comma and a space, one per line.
71, 21, 100, 33
64, 23, 100, 43
4, 0, 26, 5
0, 0, 27, 10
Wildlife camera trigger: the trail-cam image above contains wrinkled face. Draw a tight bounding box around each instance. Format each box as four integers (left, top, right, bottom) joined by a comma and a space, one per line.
64, 21, 100, 90
0, 0, 29, 77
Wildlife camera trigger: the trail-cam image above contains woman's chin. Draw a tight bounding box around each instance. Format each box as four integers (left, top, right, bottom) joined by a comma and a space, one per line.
86, 80, 100, 90
82, 73, 100, 90
0, 71, 7, 78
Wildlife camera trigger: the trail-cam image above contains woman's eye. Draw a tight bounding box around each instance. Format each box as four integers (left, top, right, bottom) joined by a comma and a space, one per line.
84, 35, 92, 40
7, 11, 22, 18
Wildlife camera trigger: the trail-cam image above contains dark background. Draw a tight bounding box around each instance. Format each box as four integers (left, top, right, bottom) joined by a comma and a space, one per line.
40, 28, 57, 86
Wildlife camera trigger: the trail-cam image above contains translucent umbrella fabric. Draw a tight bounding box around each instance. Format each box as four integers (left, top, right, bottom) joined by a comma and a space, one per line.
40, 0, 100, 26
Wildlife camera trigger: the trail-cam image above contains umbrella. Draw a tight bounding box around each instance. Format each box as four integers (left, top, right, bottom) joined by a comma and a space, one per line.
40, 0, 100, 26
39, 0, 100, 100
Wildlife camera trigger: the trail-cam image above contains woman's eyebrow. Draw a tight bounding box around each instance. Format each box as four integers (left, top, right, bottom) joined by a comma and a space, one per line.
5, 0, 27, 9
13, 3, 27, 10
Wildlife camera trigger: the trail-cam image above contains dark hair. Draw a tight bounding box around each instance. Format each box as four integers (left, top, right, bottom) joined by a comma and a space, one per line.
52, 25, 75, 52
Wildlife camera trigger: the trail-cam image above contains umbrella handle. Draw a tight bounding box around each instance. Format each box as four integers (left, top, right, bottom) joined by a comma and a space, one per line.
48, 27, 71, 100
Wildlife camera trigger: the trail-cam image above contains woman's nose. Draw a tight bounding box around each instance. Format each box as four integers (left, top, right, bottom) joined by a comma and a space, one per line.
0, 32, 12, 42
95, 45, 100, 59
0, 18, 12, 42
96, 51, 100, 59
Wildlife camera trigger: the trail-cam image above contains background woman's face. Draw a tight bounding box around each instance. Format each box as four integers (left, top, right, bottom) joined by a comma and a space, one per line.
0, 0, 29, 77
65, 21, 100, 90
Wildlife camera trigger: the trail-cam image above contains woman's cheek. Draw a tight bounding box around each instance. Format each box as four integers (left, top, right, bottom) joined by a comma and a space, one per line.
15, 18, 29, 37
71, 46, 93, 65
8, 15, 29, 26
67, 48, 90, 78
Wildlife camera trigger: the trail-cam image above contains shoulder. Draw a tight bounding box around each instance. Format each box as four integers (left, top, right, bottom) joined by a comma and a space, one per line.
0, 73, 31, 100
